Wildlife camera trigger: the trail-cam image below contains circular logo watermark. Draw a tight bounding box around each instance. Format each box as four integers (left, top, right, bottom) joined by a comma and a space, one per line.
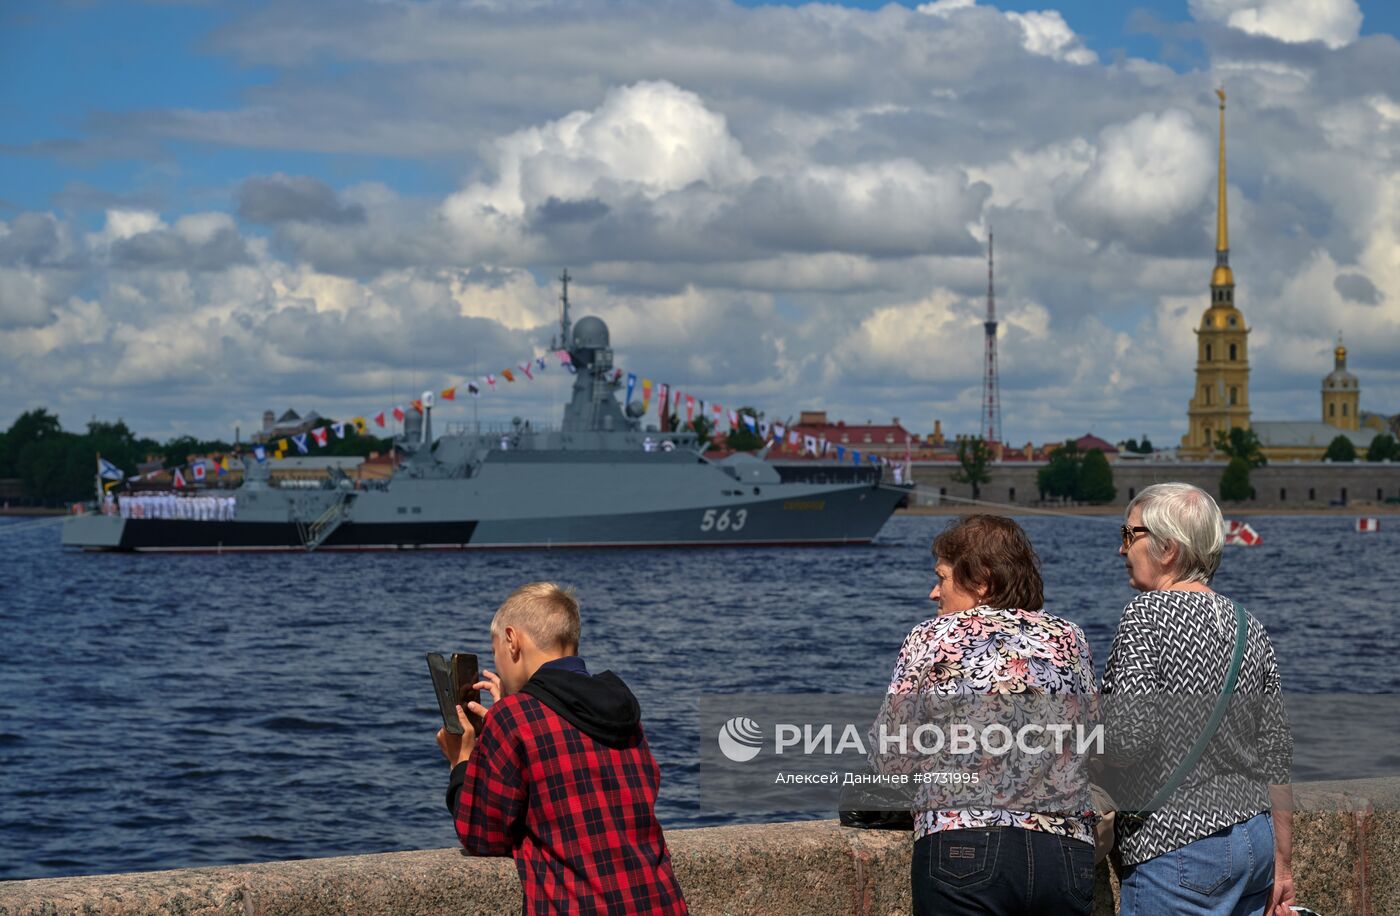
717, 716, 763, 762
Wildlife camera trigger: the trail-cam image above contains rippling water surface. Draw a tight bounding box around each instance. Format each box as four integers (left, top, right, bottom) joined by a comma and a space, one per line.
1, 513, 1395, 879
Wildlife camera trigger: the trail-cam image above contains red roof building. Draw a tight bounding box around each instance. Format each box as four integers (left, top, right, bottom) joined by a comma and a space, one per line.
783, 411, 917, 458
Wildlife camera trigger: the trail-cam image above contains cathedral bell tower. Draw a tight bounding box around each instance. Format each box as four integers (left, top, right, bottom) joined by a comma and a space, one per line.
1181, 88, 1251, 459
1321, 334, 1360, 430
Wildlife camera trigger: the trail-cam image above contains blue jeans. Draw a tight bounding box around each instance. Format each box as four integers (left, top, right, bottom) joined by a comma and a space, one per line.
1120, 812, 1275, 916
912, 827, 1095, 916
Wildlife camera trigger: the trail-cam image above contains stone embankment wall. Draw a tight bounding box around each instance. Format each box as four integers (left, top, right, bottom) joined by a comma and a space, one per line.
2, 778, 1394, 916
911, 461, 1400, 509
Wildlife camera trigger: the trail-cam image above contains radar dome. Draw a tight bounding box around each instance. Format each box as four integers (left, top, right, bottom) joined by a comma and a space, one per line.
572, 316, 610, 350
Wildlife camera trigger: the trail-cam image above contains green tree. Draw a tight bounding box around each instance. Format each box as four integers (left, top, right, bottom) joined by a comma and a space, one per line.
722, 409, 765, 452
6, 408, 62, 447
1214, 427, 1266, 467
1037, 441, 1082, 500
1138, 435, 1154, 454
1323, 435, 1356, 462
953, 437, 992, 500
1122, 438, 1139, 454
1078, 448, 1116, 503
1366, 433, 1397, 462
689, 414, 714, 449
1219, 456, 1253, 502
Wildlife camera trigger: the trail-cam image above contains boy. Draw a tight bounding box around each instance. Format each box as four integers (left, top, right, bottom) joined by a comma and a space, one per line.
436, 582, 687, 915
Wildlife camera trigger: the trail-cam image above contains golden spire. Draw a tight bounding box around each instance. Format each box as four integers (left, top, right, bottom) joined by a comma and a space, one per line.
1211, 87, 1234, 288
1216, 88, 1228, 253
1335, 331, 1346, 366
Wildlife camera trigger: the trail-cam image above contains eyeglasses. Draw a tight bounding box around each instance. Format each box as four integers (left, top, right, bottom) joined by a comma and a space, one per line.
1120, 525, 1150, 549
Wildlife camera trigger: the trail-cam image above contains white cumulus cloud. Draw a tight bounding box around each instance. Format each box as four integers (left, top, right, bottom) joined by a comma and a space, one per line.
1189, 0, 1363, 49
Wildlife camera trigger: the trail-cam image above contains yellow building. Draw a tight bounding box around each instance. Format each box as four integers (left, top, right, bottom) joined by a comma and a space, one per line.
1253, 336, 1372, 461
1321, 337, 1360, 431
1181, 89, 1251, 459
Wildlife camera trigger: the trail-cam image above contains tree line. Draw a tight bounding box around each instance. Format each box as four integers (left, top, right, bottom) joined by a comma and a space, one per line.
0, 408, 391, 504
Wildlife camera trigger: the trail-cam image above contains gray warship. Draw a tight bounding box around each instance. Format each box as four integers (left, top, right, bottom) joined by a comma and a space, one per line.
63, 297, 910, 552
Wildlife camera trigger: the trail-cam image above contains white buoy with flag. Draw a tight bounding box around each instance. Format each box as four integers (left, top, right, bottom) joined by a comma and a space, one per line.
1357, 518, 1380, 533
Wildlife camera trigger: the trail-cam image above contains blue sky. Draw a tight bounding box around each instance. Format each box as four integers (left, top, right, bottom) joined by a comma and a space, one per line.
1, 0, 1397, 444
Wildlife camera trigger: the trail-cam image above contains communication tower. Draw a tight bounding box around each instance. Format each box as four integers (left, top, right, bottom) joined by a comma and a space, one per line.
981, 234, 1002, 446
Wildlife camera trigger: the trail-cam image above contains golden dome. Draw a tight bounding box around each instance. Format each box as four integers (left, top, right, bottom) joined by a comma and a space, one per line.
1211, 265, 1234, 287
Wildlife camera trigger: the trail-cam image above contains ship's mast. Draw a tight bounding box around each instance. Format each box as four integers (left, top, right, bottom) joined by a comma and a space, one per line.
553, 269, 573, 352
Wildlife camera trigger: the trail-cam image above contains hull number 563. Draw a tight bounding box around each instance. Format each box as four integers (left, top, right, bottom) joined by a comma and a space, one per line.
700, 508, 747, 532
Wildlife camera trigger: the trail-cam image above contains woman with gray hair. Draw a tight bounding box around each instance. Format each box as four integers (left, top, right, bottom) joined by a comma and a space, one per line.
1103, 482, 1294, 916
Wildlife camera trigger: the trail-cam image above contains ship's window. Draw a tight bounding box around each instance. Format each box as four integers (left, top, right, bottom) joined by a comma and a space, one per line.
1308, 488, 1316, 501
1379, 488, 1385, 501
1341, 487, 1348, 502
939, 487, 947, 497
1008, 487, 1016, 501
753, 487, 760, 495
1280, 488, 1287, 501
1128, 487, 1136, 500
397, 507, 407, 514
1229, 343, 1238, 360
412, 507, 422, 514
1230, 387, 1238, 406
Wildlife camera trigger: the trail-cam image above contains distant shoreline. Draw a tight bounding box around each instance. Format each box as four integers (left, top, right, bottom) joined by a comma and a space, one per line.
897, 504, 1400, 517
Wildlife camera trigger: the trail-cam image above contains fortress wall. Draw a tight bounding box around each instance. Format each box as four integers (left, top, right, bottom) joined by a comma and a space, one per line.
1, 778, 1395, 916
910, 461, 1400, 509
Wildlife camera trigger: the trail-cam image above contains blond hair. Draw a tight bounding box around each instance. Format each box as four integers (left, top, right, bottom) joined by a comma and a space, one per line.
490, 582, 581, 652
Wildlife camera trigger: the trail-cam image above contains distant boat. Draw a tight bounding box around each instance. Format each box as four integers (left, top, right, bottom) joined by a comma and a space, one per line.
64, 309, 909, 553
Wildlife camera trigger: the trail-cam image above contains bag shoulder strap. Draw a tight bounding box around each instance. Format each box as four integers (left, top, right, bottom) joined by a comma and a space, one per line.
1128, 600, 1248, 817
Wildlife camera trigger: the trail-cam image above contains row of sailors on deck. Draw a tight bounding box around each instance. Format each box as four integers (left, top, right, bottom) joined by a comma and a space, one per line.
108, 492, 238, 521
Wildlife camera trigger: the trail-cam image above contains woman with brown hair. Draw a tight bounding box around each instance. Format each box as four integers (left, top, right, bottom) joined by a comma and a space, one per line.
876, 514, 1098, 915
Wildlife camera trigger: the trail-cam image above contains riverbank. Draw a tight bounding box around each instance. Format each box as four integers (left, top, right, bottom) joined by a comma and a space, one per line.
897, 503, 1400, 517
0, 507, 66, 517
1, 776, 1392, 915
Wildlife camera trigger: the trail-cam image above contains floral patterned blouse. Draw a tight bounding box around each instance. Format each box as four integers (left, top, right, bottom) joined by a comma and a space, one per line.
873, 606, 1098, 844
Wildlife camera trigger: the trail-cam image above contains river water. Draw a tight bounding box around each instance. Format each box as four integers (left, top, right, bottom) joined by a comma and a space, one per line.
1, 513, 1395, 879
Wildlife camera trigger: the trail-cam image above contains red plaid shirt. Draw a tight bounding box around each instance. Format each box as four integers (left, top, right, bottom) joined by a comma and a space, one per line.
453, 692, 687, 915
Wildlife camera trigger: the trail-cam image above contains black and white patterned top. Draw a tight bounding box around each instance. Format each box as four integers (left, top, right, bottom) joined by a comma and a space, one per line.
1101, 590, 1292, 866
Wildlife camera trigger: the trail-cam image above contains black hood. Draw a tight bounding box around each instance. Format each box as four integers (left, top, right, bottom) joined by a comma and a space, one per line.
520, 668, 641, 748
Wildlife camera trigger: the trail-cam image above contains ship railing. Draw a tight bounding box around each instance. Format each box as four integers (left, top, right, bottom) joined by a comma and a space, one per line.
443, 421, 562, 436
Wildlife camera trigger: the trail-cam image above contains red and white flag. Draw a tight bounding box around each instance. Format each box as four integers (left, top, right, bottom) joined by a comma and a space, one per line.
1357, 517, 1380, 533
1224, 520, 1262, 546
374, 411, 386, 428
311, 427, 329, 447
173, 468, 187, 489
392, 406, 405, 422
519, 362, 534, 380
685, 396, 695, 422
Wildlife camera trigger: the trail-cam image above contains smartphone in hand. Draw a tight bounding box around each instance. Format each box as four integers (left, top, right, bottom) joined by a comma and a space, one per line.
427, 652, 480, 735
